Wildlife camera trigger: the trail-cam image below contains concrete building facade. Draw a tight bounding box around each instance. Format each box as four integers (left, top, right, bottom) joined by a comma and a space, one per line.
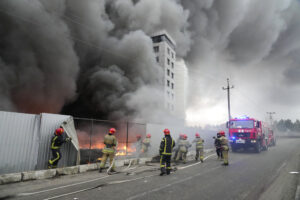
151, 31, 176, 113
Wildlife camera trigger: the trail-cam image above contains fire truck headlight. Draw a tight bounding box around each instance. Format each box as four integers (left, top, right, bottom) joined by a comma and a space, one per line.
251, 140, 256, 143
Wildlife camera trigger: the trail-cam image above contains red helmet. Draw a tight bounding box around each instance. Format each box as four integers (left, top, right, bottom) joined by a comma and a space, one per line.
195, 133, 200, 138
55, 128, 64, 136
146, 134, 151, 138
136, 134, 142, 139
164, 129, 170, 135
109, 128, 116, 134
218, 130, 225, 136
183, 134, 187, 139
179, 133, 184, 137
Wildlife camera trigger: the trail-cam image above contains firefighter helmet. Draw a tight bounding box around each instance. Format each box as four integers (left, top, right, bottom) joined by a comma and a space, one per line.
218, 130, 225, 136
55, 128, 64, 136
146, 134, 151, 138
163, 129, 170, 135
109, 128, 116, 134
195, 133, 200, 138
136, 134, 142, 139
183, 134, 187, 139
179, 133, 184, 138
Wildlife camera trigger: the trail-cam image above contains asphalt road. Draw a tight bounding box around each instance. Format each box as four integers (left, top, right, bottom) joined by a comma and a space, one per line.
0, 138, 299, 200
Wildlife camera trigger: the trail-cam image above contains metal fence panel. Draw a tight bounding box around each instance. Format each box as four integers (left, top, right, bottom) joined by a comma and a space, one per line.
0, 111, 40, 174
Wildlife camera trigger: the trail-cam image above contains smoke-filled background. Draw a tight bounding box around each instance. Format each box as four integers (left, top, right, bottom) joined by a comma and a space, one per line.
0, 0, 300, 125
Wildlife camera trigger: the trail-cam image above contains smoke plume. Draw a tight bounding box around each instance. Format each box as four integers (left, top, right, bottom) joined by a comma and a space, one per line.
0, 0, 300, 124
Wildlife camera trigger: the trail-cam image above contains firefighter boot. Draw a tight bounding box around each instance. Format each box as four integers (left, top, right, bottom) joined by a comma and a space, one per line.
166, 169, 171, 175
99, 168, 103, 173
160, 168, 166, 176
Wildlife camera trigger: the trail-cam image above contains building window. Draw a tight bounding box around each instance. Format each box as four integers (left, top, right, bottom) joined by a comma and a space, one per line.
167, 59, 170, 65
167, 69, 170, 76
172, 93, 174, 100
171, 72, 174, 79
171, 52, 174, 58
167, 48, 170, 55
171, 62, 174, 68
167, 91, 170, 97
154, 46, 159, 52
171, 83, 174, 89
167, 80, 170, 87
156, 56, 159, 63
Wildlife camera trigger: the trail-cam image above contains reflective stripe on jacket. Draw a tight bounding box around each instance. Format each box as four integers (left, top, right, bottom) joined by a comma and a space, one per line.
159, 135, 175, 155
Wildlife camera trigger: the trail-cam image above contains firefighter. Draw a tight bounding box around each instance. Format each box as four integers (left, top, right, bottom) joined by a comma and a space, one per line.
99, 128, 118, 173
48, 128, 72, 169
219, 131, 229, 166
176, 134, 191, 164
141, 134, 151, 155
214, 132, 223, 160
173, 134, 183, 161
193, 133, 204, 162
159, 129, 175, 176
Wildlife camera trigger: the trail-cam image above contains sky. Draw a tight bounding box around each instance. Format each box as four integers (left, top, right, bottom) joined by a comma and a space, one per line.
0, 0, 300, 126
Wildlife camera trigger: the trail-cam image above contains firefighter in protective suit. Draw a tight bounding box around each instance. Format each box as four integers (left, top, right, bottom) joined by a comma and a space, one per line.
48, 128, 72, 169
99, 128, 118, 173
159, 129, 175, 176
173, 134, 183, 161
219, 131, 229, 166
141, 134, 151, 155
193, 133, 204, 162
176, 134, 191, 164
214, 132, 223, 160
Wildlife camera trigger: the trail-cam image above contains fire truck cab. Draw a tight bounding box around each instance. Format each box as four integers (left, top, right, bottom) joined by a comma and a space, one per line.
227, 116, 269, 153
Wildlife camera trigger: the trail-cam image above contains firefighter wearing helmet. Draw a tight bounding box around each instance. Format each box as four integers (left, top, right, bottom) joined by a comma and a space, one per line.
48, 127, 72, 169
159, 129, 175, 176
134, 134, 143, 163
99, 128, 118, 173
193, 133, 204, 162
218, 130, 229, 166
141, 134, 151, 155
176, 134, 191, 164
214, 132, 223, 160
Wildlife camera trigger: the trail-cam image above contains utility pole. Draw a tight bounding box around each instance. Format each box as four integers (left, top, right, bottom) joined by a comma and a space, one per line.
266, 112, 276, 126
223, 78, 234, 122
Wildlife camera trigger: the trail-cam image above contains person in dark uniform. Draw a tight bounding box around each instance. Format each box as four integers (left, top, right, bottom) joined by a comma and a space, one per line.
159, 129, 175, 176
48, 128, 71, 169
214, 132, 223, 160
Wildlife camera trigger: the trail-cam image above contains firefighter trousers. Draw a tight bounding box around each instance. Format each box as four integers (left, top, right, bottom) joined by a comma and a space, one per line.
160, 155, 171, 174
216, 148, 223, 159
196, 148, 204, 161
176, 151, 187, 163
100, 153, 115, 170
48, 149, 61, 168
222, 150, 229, 164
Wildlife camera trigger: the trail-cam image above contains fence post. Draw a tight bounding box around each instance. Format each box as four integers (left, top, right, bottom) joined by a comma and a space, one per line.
126, 121, 129, 155
88, 119, 94, 163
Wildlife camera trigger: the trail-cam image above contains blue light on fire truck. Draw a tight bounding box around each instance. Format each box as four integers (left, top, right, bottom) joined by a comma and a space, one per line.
231, 136, 236, 140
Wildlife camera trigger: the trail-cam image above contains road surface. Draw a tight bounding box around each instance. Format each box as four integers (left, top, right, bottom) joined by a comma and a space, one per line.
0, 138, 299, 200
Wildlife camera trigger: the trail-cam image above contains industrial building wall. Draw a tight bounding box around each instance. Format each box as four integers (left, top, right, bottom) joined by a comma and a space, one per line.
0, 111, 79, 174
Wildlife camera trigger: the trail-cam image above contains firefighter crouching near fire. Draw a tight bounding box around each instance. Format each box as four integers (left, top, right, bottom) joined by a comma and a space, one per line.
159, 129, 175, 176
48, 128, 72, 169
99, 128, 118, 173
219, 130, 229, 166
141, 134, 151, 155
176, 134, 191, 164
214, 132, 223, 160
193, 133, 204, 162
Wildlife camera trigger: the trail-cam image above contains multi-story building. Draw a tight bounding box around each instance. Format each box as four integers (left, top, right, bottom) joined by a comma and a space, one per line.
151, 31, 176, 113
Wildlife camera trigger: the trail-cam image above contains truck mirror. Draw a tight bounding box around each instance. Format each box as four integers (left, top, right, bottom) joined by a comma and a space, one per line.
256, 121, 260, 128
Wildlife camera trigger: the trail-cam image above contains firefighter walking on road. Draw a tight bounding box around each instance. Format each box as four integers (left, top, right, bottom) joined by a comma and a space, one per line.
176, 134, 191, 164
48, 128, 72, 169
219, 131, 229, 166
99, 128, 118, 173
193, 133, 204, 162
173, 134, 183, 161
214, 132, 223, 160
159, 129, 175, 176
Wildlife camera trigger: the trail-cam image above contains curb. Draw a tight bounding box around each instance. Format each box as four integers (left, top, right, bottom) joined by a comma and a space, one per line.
0, 157, 152, 185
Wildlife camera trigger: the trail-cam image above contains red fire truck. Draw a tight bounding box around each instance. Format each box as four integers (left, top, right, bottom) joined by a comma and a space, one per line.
227, 116, 272, 153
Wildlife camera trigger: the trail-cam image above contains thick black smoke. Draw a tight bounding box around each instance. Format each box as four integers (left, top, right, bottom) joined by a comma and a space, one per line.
0, 0, 300, 124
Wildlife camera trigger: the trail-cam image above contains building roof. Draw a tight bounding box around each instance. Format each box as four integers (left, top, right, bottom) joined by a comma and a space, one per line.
151, 30, 176, 46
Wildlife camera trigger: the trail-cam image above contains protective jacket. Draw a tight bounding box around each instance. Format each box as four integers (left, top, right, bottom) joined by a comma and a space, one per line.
142, 138, 151, 152
178, 139, 191, 153
159, 135, 175, 155
193, 138, 204, 149
103, 134, 117, 154
220, 136, 229, 151
51, 134, 67, 150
